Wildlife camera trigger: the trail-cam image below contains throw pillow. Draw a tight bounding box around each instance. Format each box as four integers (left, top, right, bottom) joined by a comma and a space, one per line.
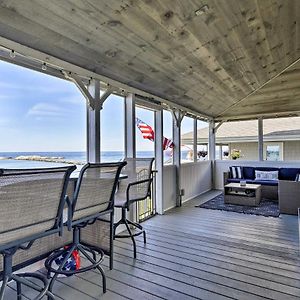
255, 170, 278, 181
295, 174, 300, 181
229, 166, 243, 179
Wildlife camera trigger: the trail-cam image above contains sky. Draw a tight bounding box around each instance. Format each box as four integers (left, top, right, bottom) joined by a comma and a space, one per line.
0, 60, 207, 152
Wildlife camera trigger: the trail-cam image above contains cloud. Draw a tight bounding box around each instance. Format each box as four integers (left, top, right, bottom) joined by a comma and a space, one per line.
59, 95, 85, 105
27, 103, 68, 118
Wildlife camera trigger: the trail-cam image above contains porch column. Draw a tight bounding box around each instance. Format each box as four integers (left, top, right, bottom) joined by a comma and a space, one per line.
208, 120, 216, 188
172, 110, 185, 207
87, 79, 101, 163
124, 93, 136, 159
208, 120, 216, 160
193, 118, 198, 162
155, 109, 164, 214
258, 117, 264, 161
124, 93, 137, 222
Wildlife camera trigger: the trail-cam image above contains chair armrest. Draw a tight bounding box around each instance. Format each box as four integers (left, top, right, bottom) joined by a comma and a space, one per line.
63, 195, 73, 231
223, 172, 230, 186
126, 178, 153, 204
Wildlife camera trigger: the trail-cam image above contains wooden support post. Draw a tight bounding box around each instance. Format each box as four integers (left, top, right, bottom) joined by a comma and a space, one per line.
172, 110, 185, 207
208, 120, 216, 161
124, 93, 137, 222
124, 93, 136, 159
209, 120, 216, 189
193, 118, 198, 162
86, 79, 101, 163
258, 117, 264, 161
155, 109, 164, 214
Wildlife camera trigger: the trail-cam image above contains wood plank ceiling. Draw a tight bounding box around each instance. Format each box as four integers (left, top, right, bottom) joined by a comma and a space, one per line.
0, 0, 299, 120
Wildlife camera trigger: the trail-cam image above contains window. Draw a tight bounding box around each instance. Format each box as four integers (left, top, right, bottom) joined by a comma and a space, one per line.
196, 120, 208, 161
0, 60, 86, 168
263, 117, 300, 161
181, 116, 194, 163
101, 94, 125, 161
163, 110, 173, 165
216, 120, 258, 160
264, 142, 283, 161
136, 106, 155, 158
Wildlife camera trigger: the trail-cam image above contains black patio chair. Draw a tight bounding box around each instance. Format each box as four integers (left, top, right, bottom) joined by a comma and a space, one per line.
113, 158, 155, 258
45, 162, 126, 296
0, 165, 76, 300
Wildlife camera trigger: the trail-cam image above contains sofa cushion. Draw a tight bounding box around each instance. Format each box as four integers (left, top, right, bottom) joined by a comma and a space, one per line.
243, 167, 255, 179
255, 170, 278, 181
227, 178, 278, 186
227, 178, 243, 184
255, 167, 279, 172
252, 180, 278, 186
279, 168, 300, 181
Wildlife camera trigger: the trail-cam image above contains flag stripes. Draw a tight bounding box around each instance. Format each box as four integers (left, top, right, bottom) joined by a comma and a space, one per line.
136, 118, 174, 150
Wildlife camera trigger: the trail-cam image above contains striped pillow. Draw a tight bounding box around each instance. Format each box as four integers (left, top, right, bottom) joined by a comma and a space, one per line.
295, 174, 300, 182
229, 166, 243, 179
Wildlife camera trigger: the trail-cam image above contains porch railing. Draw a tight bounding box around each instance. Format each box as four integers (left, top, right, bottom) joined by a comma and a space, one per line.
137, 170, 156, 222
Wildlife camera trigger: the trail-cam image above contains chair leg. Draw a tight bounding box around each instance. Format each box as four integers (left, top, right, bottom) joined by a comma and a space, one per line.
47, 244, 76, 297
16, 281, 22, 300
0, 276, 9, 300
127, 219, 147, 244
123, 219, 137, 258
78, 244, 106, 294
113, 218, 123, 240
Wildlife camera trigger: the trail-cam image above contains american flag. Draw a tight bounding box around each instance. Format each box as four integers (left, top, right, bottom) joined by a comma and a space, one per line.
136, 117, 155, 141
136, 118, 174, 150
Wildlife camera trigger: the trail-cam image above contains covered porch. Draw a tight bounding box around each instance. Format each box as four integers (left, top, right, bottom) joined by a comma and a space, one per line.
0, 0, 300, 299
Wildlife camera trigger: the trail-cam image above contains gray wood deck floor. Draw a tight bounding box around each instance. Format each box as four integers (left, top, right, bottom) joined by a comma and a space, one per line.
6, 190, 300, 299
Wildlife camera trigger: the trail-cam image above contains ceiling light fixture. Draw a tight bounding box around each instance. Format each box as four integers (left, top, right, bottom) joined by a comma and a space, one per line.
42, 63, 47, 71
9, 50, 15, 58
195, 5, 209, 16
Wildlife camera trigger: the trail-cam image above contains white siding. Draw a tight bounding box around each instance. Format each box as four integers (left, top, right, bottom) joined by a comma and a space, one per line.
163, 161, 212, 211
284, 141, 300, 160
181, 161, 212, 203
163, 164, 176, 211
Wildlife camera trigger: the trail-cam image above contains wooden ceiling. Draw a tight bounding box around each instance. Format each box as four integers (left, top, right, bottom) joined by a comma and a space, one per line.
0, 0, 299, 119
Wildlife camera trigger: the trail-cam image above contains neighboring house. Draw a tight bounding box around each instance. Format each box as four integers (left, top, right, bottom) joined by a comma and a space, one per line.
181, 118, 300, 161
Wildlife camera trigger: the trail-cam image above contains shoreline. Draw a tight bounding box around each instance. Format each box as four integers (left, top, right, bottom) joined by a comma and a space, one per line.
0, 155, 84, 165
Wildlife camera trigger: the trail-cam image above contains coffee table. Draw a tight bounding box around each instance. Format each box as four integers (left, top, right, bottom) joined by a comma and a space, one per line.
224, 183, 262, 206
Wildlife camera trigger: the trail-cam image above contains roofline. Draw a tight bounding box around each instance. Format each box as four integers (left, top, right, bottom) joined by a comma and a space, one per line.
182, 135, 300, 144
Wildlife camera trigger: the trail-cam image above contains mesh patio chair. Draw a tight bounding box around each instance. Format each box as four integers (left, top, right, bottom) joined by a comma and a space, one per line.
113, 158, 155, 258
45, 162, 126, 295
0, 165, 76, 300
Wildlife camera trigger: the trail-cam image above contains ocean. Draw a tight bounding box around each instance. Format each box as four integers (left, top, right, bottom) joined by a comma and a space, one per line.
0, 150, 190, 168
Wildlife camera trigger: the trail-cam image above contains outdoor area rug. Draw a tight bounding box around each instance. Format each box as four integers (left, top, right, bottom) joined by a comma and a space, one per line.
197, 194, 280, 217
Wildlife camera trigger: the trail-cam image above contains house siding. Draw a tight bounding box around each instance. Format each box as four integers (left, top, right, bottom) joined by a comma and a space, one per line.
283, 141, 300, 160
229, 142, 258, 160
228, 141, 300, 161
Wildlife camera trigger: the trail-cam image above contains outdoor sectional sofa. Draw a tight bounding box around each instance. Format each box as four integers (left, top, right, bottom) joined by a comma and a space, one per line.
224, 166, 300, 215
